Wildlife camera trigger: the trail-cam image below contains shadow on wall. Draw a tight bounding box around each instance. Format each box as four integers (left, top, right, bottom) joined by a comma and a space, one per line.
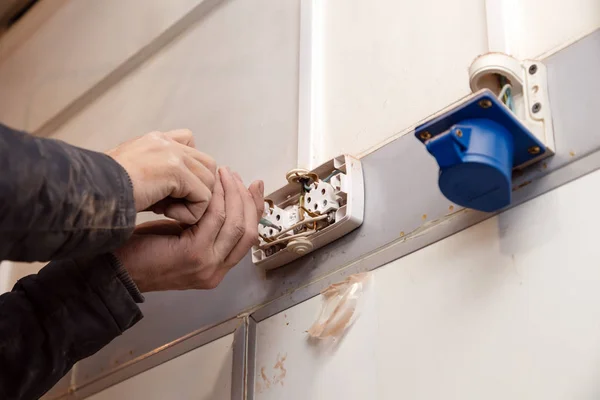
497, 182, 561, 257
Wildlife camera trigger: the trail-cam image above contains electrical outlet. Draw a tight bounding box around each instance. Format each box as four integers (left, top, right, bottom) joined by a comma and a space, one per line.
413, 54, 555, 213
252, 155, 364, 270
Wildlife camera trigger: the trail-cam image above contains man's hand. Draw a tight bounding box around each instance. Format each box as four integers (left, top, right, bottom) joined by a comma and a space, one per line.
114, 167, 264, 291
107, 129, 217, 224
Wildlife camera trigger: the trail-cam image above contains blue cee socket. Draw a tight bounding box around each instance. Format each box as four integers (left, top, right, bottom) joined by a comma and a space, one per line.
415, 90, 546, 212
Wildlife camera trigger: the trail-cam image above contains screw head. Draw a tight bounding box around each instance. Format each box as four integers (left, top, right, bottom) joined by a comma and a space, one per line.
419, 131, 432, 140
532, 102, 542, 113
528, 64, 538, 75
528, 146, 541, 155
455, 129, 463, 137
479, 99, 492, 108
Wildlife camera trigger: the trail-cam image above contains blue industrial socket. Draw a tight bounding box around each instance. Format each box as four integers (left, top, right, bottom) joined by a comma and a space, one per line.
415, 90, 546, 212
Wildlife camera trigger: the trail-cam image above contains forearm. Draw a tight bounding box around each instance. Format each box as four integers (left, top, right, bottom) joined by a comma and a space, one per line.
0, 124, 136, 262
0, 255, 143, 400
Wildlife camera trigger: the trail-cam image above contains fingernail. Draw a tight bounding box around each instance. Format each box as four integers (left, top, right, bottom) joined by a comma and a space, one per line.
258, 180, 264, 194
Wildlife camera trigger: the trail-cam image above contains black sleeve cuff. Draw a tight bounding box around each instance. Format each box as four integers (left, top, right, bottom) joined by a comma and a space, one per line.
107, 253, 145, 303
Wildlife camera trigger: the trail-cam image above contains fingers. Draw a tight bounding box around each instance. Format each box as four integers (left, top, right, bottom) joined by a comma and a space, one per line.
248, 180, 265, 221
184, 155, 216, 189
162, 130, 216, 224
190, 168, 226, 244
213, 168, 245, 259
178, 144, 217, 179
164, 167, 213, 224
111, 128, 218, 222
160, 155, 216, 223
163, 129, 195, 147
163, 129, 217, 178
223, 173, 262, 267
180, 168, 262, 290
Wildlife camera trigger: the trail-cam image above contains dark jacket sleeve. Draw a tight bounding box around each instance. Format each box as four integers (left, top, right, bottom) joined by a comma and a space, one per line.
0, 255, 144, 400
0, 123, 136, 262
0, 124, 144, 399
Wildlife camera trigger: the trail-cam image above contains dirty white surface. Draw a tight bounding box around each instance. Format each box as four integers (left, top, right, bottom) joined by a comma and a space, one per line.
255, 278, 379, 399
87, 334, 234, 400
255, 168, 600, 399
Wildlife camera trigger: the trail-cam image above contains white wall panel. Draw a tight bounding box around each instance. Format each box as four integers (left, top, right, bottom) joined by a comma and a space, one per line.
317, 0, 599, 162
49, 0, 299, 194
88, 333, 234, 400
256, 167, 600, 400
318, 0, 488, 162
513, 0, 600, 58
0, 0, 201, 131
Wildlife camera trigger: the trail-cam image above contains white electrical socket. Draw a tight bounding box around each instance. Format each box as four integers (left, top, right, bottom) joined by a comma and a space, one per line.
252, 155, 364, 270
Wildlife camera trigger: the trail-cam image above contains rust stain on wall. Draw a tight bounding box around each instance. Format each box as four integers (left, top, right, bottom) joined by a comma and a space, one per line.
273, 353, 288, 386
512, 180, 532, 191
260, 366, 271, 390
257, 353, 288, 392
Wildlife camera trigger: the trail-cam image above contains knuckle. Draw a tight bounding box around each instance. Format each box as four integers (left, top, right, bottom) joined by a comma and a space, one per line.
204, 190, 212, 205
146, 130, 162, 139
205, 173, 216, 192
232, 220, 246, 238
166, 155, 185, 172
199, 187, 212, 204
241, 187, 253, 199
195, 268, 221, 289
212, 210, 227, 226
204, 276, 222, 290
203, 156, 217, 175
148, 131, 170, 145
194, 267, 212, 281
180, 128, 193, 138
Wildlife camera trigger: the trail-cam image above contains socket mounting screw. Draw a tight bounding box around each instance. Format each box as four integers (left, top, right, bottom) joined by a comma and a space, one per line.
479, 99, 492, 109
528, 146, 541, 155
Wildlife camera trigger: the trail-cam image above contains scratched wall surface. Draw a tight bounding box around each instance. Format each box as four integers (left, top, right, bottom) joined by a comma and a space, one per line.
254, 167, 600, 400
87, 334, 234, 400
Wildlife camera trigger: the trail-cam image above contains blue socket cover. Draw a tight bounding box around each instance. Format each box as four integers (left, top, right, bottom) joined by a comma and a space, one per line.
415, 90, 546, 212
